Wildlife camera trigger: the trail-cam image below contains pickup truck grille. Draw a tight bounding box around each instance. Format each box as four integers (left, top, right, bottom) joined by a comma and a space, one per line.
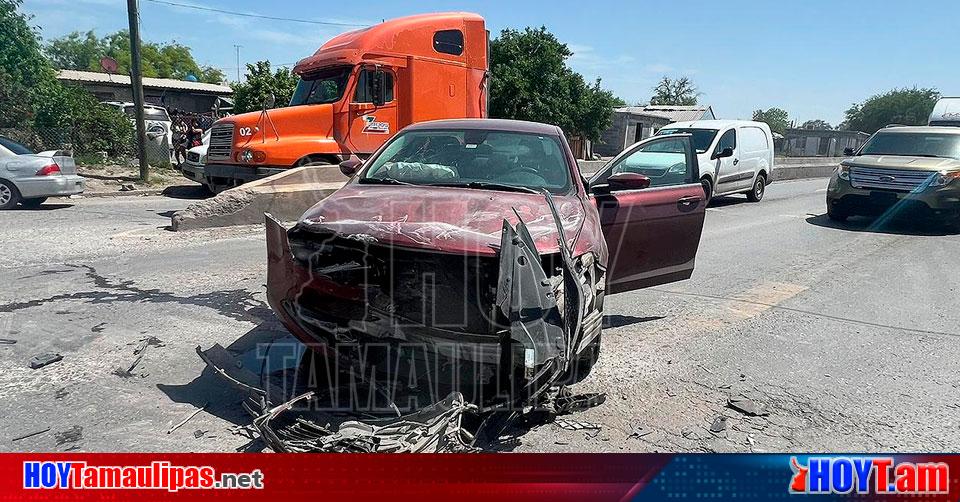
207, 124, 234, 162
849, 166, 936, 192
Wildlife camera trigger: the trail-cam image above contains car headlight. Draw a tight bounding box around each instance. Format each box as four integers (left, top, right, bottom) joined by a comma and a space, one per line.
837, 165, 850, 180
931, 170, 960, 187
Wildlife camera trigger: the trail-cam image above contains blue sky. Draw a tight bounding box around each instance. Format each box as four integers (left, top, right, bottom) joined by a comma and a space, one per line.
22, 0, 960, 125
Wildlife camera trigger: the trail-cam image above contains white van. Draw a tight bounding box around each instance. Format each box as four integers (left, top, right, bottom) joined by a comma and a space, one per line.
929, 97, 960, 127
656, 120, 774, 203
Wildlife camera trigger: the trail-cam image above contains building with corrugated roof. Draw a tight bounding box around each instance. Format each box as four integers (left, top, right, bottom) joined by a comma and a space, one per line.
56, 70, 234, 115
594, 104, 716, 157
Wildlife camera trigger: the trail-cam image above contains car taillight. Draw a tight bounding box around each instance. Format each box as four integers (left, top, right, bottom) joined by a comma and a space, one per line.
36, 163, 61, 176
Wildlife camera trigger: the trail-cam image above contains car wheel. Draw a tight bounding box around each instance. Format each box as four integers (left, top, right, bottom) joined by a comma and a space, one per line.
20, 197, 48, 207
0, 180, 21, 210
700, 178, 713, 207
747, 174, 766, 202
827, 205, 848, 222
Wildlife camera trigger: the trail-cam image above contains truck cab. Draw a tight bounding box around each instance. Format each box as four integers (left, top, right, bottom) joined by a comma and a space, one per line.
204, 12, 489, 191
929, 97, 960, 127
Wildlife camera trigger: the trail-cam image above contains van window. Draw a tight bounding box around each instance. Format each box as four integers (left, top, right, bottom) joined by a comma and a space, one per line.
433, 30, 464, 56
353, 69, 394, 103
740, 127, 769, 153
716, 129, 736, 154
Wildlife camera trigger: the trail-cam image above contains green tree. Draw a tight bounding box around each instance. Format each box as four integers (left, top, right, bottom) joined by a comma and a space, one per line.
488, 26, 619, 141
0, 0, 53, 127
45, 29, 225, 83
649, 76, 699, 106
843, 87, 940, 134
231, 61, 299, 114
752, 107, 790, 134
800, 119, 832, 130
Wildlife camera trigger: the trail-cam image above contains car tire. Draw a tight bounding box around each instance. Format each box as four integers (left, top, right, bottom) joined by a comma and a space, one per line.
747, 174, 766, 202
827, 205, 848, 222
701, 177, 713, 207
20, 197, 48, 207
0, 180, 21, 210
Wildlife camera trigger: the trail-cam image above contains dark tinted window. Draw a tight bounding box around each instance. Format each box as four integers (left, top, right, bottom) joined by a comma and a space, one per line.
860, 132, 960, 159
290, 67, 351, 106
433, 30, 464, 56
0, 136, 34, 155
353, 70, 394, 103
716, 128, 737, 153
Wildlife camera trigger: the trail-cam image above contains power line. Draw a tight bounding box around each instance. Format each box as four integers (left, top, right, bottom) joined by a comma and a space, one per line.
145, 0, 368, 27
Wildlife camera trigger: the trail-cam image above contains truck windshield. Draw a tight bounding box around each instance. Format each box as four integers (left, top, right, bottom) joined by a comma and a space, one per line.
657, 128, 718, 153
860, 132, 960, 159
290, 67, 351, 106
361, 129, 572, 194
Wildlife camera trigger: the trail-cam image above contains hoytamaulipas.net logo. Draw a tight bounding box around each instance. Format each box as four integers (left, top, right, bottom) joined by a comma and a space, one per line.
23, 461, 264, 492
790, 456, 948, 495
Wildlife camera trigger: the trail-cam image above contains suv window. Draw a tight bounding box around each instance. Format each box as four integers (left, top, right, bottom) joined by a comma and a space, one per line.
860, 131, 960, 159
433, 30, 464, 56
716, 129, 737, 154
353, 69, 395, 103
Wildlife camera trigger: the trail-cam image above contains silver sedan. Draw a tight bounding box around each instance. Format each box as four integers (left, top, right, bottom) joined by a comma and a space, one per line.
0, 136, 85, 209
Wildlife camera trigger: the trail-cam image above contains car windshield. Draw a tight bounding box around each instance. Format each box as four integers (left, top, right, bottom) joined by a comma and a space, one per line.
657, 128, 718, 153
124, 106, 170, 121
0, 136, 35, 155
290, 67, 351, 106
859, 131, 960, 159
361, 129, 572, 194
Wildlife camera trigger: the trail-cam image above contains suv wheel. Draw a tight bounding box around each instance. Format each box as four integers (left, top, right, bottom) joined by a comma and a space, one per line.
747, 174, 766, 202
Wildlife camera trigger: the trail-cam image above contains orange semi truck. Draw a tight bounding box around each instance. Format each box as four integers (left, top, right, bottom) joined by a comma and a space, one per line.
203, 12, 489, 190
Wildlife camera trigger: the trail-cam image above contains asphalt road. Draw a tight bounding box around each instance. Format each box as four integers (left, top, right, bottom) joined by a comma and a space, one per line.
2, 178, 959, 453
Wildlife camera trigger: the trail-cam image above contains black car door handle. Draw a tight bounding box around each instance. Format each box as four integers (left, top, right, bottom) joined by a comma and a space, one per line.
733, 158, 739, 165
677, 196, 700, 207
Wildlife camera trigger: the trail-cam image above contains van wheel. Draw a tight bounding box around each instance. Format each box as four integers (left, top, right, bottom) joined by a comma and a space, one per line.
700, 178, 713, 206
747, 174, 766, 202
0, 180, 21, 210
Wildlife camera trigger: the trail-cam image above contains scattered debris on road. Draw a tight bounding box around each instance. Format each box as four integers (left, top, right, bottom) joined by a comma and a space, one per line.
55, 426, 83, 446
554, 418, 602, 431
0, 338, 17, 345
167, 402, 209, 435
113, 336, 164, 378
727, 396, 770, 417
12, 427, 51, 442
54, 387, 69, 400
29, 353, 63, 369
709, 416, 728, 433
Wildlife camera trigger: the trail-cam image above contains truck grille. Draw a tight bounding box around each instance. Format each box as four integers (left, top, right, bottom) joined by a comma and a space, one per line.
207, 124, 234, 162
849, 166, 936, 192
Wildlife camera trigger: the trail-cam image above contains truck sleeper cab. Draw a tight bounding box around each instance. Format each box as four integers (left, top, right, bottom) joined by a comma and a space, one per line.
203, 12, 489, 191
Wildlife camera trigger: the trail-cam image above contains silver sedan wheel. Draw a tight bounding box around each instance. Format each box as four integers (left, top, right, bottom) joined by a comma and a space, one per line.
0, 183, 12, 206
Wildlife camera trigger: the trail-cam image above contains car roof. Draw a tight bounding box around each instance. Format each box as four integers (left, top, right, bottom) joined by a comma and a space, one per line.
403, 118, 563, 136
877, 125, 960, 135
663, 119, 769, 130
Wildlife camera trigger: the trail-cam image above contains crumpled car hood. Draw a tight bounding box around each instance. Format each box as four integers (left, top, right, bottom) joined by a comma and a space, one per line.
296, 184, 587, 256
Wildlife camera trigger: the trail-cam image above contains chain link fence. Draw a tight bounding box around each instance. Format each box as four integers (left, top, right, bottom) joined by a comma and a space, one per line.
1, 125, 173, 168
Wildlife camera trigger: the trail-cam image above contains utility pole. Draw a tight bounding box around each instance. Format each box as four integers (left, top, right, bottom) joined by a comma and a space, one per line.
234, 44, 242, 82
126, 0, 149, 182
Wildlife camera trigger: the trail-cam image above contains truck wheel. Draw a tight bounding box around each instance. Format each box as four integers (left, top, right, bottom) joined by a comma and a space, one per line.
701, 178, 713, 207
747, 174, 766, 202
0, 180, 21, 210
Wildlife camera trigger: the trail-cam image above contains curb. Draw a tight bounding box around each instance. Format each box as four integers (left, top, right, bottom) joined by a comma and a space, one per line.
77, 189, 167, 198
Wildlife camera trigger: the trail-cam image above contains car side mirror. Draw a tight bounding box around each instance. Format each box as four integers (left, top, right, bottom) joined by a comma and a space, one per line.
604, 172, 651, 192
339, 157, 363, 176
371, 69, 386, 107
843, 147, 855, 156
712, 147, 734, 160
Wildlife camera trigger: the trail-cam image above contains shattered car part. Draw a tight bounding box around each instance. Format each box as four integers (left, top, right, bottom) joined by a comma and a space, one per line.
554, 418, 601, 431
29, 352, 62, 369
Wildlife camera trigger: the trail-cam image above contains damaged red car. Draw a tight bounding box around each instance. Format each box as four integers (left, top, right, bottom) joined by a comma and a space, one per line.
266, 119, 706, 404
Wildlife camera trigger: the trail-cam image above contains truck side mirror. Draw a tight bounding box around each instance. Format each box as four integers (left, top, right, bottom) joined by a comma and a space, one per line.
371, 70, 386, 107
712, 147, 734, 160
339, 157, 363, 176
843, 147, 855, 156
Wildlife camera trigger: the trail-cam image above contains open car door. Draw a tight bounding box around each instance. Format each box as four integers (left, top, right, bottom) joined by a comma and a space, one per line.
588, 134, 706, 294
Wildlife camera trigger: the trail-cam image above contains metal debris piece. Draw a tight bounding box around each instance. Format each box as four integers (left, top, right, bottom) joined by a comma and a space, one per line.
12, 428, 50, 442
54, 426, 83, 445
727, 396, 770, 417
627, 424, 653, 440
254, 391, 478, 453
29, 353, 62, 369
709, 416, 728, 433
0, 338, 17, 345
554, 418, 601, 431
555, 388, 607, 415
54, 387, 69, 400
167, 402, 209, 435
193, 429, 207, 439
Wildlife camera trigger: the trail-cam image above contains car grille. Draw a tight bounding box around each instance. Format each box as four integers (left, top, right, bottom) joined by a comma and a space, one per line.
849, 166, 936, 192
207, 124, 234, 162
